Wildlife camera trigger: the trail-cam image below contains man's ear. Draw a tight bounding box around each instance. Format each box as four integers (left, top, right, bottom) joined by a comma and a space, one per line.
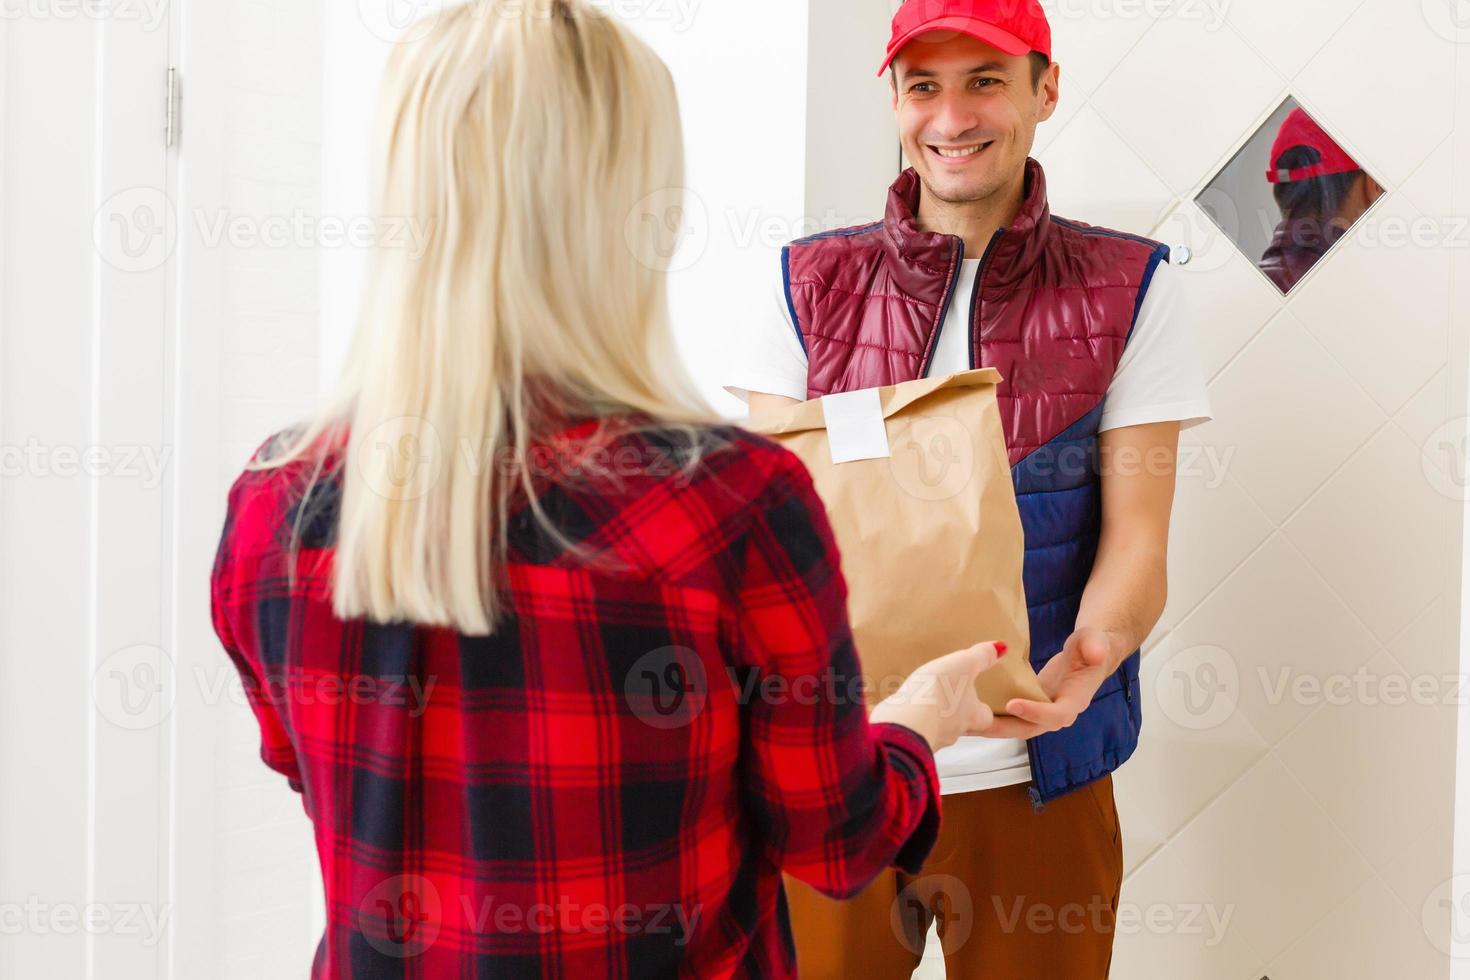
1036, 62, 1061, 124
890, 68, 900, 111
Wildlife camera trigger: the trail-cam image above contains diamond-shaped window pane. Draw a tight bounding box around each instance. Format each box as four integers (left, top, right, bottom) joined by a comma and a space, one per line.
1196, 97, 1384, 295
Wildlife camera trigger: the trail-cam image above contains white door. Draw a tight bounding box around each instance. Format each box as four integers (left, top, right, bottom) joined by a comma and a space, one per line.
0, 6, 178, 979
1026, 2, 1470, 978
0, 2, 327, 978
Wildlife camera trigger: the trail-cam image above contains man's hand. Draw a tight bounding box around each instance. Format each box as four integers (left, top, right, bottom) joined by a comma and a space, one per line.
974, 627, 1131, 740
973, 421, 1178, 741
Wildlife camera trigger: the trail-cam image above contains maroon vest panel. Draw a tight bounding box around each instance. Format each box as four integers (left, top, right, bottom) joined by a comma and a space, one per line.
785, 160, 1164, 466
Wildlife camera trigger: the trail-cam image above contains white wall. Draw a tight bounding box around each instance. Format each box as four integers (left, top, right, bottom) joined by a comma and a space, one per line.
802, 0, 904, 228
318, 3, 913, 418
318, 6, 394, 393
172, 2, 329, 977
614, 2, 811, 416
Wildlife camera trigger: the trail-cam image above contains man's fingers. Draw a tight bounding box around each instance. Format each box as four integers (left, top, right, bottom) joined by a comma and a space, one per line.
1004, 698, 1081, 732
974, 716, 1047, 740
1079, 635, 1112, 667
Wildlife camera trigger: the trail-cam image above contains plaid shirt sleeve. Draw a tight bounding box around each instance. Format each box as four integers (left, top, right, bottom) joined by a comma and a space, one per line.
210, 469, 305, 794
732, 450, 941, 899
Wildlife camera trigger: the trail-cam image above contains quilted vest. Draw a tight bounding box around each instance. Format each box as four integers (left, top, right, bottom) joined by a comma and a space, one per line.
784, 159, 1170, 805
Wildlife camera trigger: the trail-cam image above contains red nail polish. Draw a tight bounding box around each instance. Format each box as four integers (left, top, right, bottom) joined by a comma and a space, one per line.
995, 641, 1008, 657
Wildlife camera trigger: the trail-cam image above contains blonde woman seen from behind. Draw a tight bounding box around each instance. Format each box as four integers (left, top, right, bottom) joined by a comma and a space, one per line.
210, 2, 1004, 976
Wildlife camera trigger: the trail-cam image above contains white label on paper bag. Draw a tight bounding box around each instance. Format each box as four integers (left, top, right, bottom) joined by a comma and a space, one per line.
821, 388, 891, 464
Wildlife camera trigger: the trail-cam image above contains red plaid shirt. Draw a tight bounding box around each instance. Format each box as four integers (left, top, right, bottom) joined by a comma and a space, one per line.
210, 418, 941, 979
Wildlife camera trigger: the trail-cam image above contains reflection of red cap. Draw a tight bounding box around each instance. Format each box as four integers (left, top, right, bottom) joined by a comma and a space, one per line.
1267, 108, 1361, 184
878, 0, 1052, 77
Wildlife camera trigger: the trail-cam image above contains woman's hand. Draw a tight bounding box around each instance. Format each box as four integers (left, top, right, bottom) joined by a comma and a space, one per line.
869, 641, 1007, 753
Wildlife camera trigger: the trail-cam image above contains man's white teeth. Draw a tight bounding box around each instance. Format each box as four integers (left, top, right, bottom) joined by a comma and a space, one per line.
936, 144, 985, 158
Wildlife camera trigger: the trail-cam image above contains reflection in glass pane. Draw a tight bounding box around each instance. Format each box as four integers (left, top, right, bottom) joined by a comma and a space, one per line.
1195, 97, 1385, 295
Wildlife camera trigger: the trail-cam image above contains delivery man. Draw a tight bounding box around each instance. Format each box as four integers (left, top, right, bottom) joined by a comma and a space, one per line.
1260, 106, 1384, 293
725, 0, 1213, 975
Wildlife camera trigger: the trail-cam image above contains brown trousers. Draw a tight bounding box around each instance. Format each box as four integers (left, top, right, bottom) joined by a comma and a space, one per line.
783, 775, 1123, 979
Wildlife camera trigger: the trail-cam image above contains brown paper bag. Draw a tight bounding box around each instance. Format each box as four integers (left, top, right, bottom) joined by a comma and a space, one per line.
747, 368, 1048, 715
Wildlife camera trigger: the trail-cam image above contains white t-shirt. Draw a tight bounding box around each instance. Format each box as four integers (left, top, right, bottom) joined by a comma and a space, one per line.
725, 253, 1213, 795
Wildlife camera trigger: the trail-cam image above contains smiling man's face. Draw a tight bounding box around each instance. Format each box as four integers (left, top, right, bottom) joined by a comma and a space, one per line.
892, 32, 1059, 207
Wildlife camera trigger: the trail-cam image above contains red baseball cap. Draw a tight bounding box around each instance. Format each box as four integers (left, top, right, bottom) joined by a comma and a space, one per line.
878, 0, 1053, 77
1266, 108, 1361, 183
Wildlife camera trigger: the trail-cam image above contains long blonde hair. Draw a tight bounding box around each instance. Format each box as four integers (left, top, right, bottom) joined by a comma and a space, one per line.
256, 0, 714, 635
